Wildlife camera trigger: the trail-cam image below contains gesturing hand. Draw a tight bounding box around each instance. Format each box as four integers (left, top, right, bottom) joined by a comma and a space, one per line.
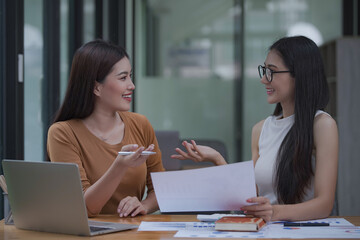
171, 140, 226, 165
117, 196, 147, 217
115, 144, 154, 168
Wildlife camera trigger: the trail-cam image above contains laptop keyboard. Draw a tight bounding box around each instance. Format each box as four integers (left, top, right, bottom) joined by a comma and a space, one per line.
89, 226, 113, 232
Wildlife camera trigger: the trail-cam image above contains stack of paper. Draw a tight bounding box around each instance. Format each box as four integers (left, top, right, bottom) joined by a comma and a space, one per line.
139, 218, 360, 238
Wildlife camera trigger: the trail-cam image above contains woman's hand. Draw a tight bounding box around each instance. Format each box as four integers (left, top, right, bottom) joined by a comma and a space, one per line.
84, 143, 155, 216
241, 197, 274, 222
117, 196, 147, 217
115, 144, 154, 168
171, 140, 227, 165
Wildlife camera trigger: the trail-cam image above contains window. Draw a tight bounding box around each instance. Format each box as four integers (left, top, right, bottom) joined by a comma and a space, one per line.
133, 0, 243, 162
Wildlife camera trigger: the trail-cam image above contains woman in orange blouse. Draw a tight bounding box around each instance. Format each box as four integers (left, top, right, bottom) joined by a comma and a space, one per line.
47, 40, 164, 218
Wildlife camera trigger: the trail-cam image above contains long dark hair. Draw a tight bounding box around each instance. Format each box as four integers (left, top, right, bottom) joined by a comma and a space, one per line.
272, 36, 329, 204
53, 39, 129, 123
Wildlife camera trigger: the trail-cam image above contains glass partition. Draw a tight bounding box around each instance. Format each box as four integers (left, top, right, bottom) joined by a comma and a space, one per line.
24, 0, 44, 161
134, 0, 241, 163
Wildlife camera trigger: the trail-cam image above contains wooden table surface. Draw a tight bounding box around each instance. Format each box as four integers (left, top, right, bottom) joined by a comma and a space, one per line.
1, 215, 359, 239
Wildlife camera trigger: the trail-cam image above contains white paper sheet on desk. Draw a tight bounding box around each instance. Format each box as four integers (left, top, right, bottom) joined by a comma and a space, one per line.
174, 226, 360, 239
270, 217, 354, 226
151, 161, 256, 212
138, 221, 215, 231
174, 218, 360, 238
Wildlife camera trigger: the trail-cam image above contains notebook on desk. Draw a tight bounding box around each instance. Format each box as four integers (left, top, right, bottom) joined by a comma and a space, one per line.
2, 159, 138, 236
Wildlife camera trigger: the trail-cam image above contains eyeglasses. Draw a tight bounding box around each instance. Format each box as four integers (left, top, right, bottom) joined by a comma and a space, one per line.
258, 65, 291, 82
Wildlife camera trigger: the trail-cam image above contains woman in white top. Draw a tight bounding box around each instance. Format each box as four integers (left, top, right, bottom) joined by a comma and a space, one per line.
171, 36, 338, 222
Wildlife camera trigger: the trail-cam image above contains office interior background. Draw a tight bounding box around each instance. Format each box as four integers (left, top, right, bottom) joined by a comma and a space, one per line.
1, 0, 359, 219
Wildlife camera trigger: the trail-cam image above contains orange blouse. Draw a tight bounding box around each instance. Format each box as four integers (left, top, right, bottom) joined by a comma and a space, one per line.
47, 111, 164, 215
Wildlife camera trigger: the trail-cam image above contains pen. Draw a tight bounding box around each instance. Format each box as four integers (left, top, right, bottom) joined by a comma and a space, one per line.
284, 222, 330, 227
118, 151, 156, 156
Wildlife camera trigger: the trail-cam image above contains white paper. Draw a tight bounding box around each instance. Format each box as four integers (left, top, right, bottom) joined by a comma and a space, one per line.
151, 161, 257, 212
270, 217, 354, 227
174, 227, 360, 239
266, 225, 360, 239
138, 221, 214, 231
174, 228, 268, 238
174, 218, 360, 239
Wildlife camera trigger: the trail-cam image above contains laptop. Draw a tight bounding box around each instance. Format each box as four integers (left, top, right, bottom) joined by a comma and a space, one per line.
2, 159, 138, 236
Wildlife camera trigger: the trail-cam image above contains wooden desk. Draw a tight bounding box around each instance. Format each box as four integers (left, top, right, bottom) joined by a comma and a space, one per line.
1, 215, 359, 239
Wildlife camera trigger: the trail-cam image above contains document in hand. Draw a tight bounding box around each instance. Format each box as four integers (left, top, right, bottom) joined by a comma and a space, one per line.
151, 161, 257, 212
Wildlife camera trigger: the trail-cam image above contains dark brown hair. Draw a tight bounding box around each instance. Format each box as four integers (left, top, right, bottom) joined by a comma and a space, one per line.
271, 36, 329, 204
53, 39, 129, 123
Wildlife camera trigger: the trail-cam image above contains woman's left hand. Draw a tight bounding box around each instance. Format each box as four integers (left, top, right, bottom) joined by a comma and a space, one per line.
241, 197, 273, 222
117, 196, 148, 218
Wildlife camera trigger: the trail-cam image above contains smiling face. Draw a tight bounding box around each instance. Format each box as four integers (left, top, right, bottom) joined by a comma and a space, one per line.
261, 50, 295, 107
94, 57, 135, 112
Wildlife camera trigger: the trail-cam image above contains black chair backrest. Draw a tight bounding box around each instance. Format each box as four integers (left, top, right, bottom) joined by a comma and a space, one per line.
155, 130, 181, 171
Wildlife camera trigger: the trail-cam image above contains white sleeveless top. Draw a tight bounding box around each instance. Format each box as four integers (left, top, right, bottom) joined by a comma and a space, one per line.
254, 110, 330, 204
